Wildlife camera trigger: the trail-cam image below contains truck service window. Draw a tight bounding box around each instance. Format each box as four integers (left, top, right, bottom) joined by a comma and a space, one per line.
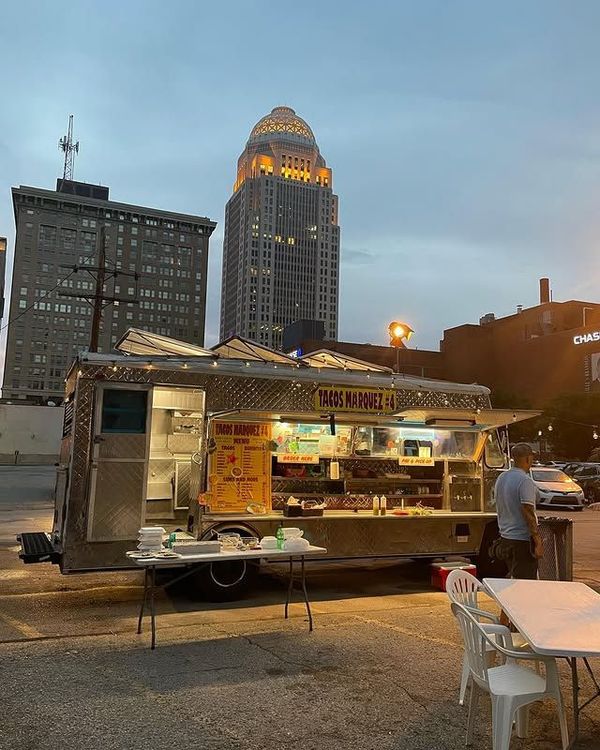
101, 389, 147, 434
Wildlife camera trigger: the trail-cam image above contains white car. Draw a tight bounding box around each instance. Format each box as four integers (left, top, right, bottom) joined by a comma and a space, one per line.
530, 467, 585, 508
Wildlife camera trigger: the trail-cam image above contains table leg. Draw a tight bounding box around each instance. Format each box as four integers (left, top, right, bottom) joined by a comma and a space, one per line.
150, 565, 157, 650
137, 567, 149, 635
568, 657, 580, 749
284, 557, 293, 620
300, 556, 313, 633
583, 658, 600, 696
566, 655, 600, 749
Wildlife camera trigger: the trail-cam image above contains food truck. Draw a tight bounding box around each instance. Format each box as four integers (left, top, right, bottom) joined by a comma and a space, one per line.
18, 330, 537, 599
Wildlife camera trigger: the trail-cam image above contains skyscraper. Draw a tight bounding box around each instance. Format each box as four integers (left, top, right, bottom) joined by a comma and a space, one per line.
0, 237, 6, 321
220, 106, 340, 349
2, 180, 215, 403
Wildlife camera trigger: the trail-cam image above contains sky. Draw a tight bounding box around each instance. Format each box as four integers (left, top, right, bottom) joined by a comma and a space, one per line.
2, 0, 600, 371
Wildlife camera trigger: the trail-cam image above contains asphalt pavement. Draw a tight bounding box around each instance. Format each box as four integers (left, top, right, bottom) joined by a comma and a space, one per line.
1, 466, 599, 750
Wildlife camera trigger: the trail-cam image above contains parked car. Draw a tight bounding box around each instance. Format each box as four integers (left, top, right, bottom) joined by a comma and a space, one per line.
530, 467, 586, 508
569, 464, 600, 503
562, 462, 585, 478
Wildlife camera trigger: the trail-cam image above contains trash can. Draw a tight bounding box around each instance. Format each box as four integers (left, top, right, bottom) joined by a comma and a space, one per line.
538, 517, 573, 581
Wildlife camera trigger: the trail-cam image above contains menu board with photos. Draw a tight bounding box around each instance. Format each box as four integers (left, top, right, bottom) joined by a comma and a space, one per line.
208, 421, 272, 513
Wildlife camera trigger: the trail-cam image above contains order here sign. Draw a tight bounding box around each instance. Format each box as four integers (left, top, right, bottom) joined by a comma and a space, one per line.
314, 386, 397, 414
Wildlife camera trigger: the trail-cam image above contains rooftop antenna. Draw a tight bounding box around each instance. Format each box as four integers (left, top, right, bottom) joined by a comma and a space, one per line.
58, 114, 79, 181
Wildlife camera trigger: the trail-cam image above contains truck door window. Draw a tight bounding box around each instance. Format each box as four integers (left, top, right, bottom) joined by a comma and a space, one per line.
484, 431, 506, 468
101, 389, 147, 433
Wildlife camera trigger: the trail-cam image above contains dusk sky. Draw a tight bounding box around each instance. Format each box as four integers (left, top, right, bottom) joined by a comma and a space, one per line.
2, 1, 600, 370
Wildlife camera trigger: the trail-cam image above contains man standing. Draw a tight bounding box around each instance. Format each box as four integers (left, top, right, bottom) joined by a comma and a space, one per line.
493, 443, 543, 580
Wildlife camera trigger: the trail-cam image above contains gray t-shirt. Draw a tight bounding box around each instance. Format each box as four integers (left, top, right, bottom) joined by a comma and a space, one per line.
493, 467, 537, 541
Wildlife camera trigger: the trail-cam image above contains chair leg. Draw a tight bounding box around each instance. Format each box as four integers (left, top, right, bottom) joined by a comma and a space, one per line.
491, 695, 515, 750
544, 657, 569, 748
551, 685, 569, 749
465, 682, 479, 746
515, 705, 530, 738
459, 654, 470, 706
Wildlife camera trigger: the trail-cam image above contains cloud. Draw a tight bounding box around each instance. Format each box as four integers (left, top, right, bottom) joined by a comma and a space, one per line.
2, 0, 600, 365
342, 248, 374, 265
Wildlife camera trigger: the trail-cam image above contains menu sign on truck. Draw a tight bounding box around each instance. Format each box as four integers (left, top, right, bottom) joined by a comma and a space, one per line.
314, 386, 397, 414
209, 421, 272, 513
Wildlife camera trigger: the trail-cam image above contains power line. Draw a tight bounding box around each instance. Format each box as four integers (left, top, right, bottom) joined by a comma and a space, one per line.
0, 265, 80, 335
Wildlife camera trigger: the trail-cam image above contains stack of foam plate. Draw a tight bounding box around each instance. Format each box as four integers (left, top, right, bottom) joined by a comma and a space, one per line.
137, 526, 165, 555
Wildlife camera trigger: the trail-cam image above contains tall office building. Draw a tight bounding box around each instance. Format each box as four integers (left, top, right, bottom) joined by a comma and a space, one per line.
0, 237, 6, 320
2, 180, 216, 403
220, 106, 340, 349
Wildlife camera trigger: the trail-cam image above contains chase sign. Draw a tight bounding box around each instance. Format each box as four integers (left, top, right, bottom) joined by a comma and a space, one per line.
573, 331, 600, 345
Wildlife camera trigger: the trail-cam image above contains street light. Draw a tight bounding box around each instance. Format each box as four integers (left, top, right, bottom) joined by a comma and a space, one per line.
388, 321, 414, 373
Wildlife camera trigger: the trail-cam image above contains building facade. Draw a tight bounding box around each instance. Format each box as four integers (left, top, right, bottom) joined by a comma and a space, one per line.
441, 281, 600, 406
220, 106, 340, 349
288, 279, 600, 407
2, 181, 216, 403
0, 236, 6, 321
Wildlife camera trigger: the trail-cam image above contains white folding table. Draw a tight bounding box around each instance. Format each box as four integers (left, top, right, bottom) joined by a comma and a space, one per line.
483, 578, 600, 748
127, 545, 327, 649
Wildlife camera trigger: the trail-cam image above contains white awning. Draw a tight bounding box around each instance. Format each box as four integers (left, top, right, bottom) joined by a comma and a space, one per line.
300, 348, 392, 373
396, 407, 540, 429
211, 336, 303, 365
115, 328, 216, 358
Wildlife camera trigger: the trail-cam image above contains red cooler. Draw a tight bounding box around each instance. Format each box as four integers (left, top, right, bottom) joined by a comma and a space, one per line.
431, 561, 477, 591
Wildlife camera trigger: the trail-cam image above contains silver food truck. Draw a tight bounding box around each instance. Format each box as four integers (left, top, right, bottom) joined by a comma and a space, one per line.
19, 329, 537, 599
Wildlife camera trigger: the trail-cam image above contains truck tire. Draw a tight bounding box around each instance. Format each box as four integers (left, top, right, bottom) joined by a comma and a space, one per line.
476, 520, 508, 579
192, 558, 258, 602
193, 523, 260, 601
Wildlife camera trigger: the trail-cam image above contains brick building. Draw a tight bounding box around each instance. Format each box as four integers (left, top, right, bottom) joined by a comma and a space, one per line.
441, 280, 600, 406
289, 279, 600, 408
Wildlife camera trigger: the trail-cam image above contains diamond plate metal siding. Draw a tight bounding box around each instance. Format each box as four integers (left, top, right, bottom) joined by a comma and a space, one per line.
199, 514, 493, 557
175, 460, 191, 509
97, 434, 146, 460
148, 459, 175, 484
89, 462, 145, 541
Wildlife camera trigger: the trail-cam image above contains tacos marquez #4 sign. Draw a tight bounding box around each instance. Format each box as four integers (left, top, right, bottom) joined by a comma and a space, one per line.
314, 386, 397, 414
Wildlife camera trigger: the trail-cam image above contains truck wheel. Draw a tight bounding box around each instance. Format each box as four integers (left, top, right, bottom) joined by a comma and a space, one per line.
192, 559, 258, 602
476, 520, 508, 579
193, 523, 261, 601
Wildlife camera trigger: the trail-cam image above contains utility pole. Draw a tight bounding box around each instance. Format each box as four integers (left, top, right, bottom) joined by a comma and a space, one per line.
59, 226, 140, 352
89, 227, 106, 352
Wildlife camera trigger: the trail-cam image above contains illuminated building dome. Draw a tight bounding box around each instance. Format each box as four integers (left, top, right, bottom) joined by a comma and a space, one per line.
248, 106, 316, 147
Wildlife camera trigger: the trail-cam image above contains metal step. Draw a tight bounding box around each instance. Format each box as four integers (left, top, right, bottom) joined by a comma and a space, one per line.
17, 532, 60, 564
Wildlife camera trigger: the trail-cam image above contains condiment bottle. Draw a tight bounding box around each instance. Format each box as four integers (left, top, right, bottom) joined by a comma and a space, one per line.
276, 527, 285, 550
372, 495, 380, 515
330, 460, 340, 480
380, 495, 387, 515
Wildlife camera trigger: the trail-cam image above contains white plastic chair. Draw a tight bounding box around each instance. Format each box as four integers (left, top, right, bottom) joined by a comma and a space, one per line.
451, 602, 568, 750
446, 568, 531, 705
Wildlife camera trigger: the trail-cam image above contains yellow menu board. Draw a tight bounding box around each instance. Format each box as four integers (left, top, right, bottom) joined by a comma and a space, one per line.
209, 421, 272, 513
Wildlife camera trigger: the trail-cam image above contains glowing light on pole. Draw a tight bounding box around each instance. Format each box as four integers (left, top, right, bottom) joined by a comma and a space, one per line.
388, 321, 414, 373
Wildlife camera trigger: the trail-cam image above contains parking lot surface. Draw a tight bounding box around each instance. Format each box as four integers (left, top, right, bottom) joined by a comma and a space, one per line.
1, 466, 599, 750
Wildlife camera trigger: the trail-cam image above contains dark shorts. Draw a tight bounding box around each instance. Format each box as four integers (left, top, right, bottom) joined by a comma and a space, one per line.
496, 537, 538, 579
